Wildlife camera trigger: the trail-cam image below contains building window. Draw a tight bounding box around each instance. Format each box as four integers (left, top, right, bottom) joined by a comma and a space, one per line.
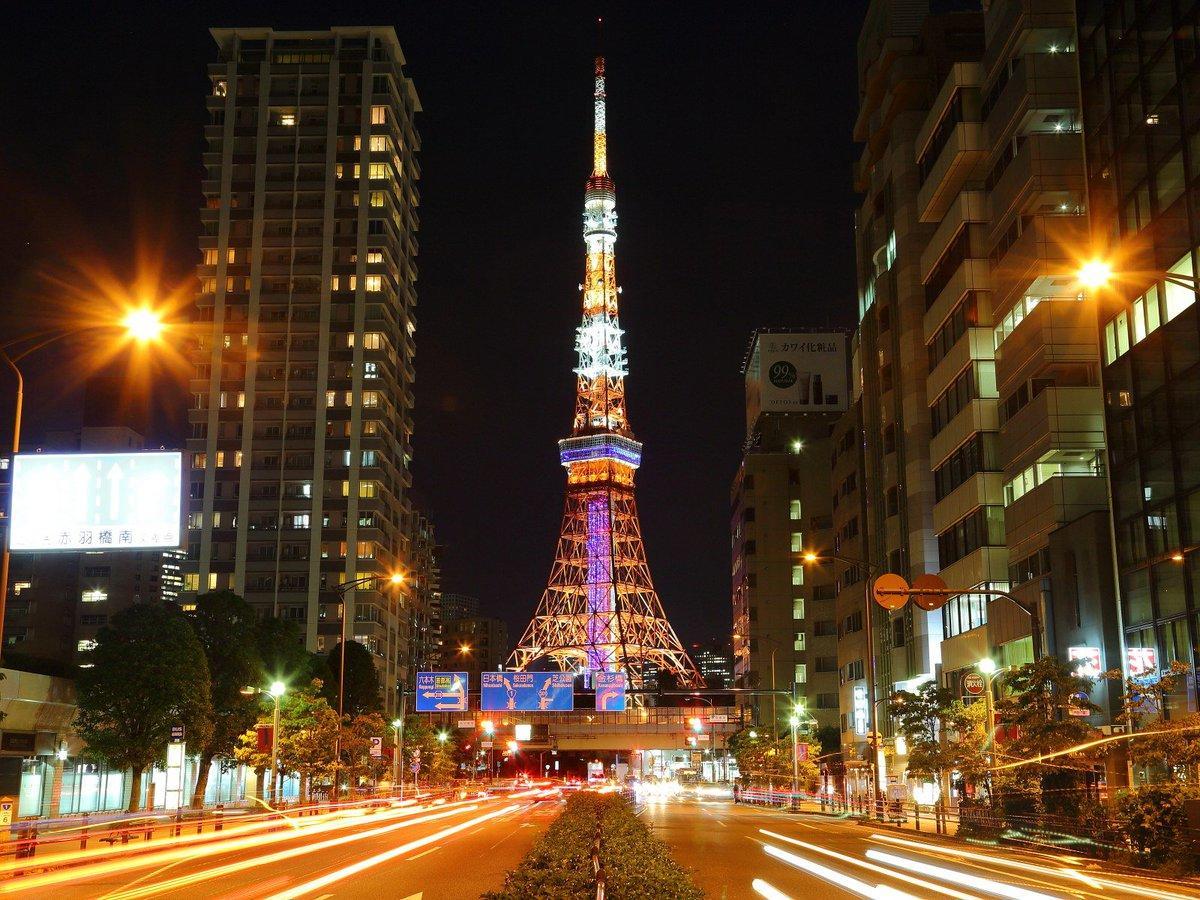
793, 631, 806, 651
364, 275, 383, 292
790, 532, 804, 552
370, 135, 388, 152
192, 453, 207, 469
794, 664, 807, 684
362, 391, 380, 407
368, 163, 389, 180
81, 589, 107, 604
369, 191, 385, 208
77, 640, 98, 652
791, 565, 804, 586
371, 105, 387, 125
793, 598, 805, 620
366, 251, 384, 264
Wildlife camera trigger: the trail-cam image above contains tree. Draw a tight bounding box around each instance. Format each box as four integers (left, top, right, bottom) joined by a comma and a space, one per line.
1108, 662, 1200, 780
400, 719, 458, 786
186, 591, 263, 808
75, 604, 213, 811
235, 679, 339, 803
254, 616, 311, 684
728, 729, 818, 790
342, 712, 391, 788
889, 682, 981, 784
326, 641, 383, 717
995, 656, 1102, 817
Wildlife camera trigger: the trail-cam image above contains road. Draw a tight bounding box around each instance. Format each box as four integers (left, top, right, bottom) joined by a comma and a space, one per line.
1, 793, 559, 899
644, 795, 1200, 900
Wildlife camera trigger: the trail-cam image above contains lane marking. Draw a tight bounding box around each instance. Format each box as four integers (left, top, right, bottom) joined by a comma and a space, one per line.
753, 878, 795, 899
409, 847, 440, 860
865, 849, 1058, 900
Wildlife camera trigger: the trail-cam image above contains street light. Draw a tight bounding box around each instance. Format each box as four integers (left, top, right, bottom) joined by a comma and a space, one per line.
481, 720, 495, 782
392, 717, 404, 798
976, 658, 1008, 755
330, 572, 405, 801
1077, 259, 1114, 289
802, 550, 883, 815
789, 713, 801, 806
0, 308, 169, 653
267, 681, 286, 804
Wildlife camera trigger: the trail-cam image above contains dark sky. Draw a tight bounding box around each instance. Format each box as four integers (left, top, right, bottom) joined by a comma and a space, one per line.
0, 1, 863, 645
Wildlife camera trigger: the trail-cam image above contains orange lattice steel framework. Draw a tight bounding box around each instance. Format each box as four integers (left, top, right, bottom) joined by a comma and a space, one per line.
509, 56, 704, 692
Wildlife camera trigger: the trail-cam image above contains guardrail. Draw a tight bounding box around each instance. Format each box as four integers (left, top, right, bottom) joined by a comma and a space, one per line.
736, 787, 956, 834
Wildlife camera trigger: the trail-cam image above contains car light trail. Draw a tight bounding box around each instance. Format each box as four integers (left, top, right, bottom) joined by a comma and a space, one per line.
869, 833, 1194, 900
263, 804, 523, 899
763, 842, 919, 899
864, 850, 1059, 900
752, 878, 795, 900
759, 830, 985, 900
51, 804, 484, 899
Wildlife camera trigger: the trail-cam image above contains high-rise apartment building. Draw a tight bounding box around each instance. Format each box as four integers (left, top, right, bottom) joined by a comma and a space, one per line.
732, 330, 847, 733
838, 0, 1127, 790
186, 27, 423, 714
444, 616, 509, 684
439, 592, 480, 625
1079, 1, 1200, 713
691, 640, 735, 690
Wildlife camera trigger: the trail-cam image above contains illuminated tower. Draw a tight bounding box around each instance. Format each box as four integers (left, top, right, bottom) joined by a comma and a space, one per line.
509, 55, 703, 691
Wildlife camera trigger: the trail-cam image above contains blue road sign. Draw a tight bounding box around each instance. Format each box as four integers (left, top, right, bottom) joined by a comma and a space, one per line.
594, 671, 626, 711
481, 672, 574, 711
415, 672, 469, 712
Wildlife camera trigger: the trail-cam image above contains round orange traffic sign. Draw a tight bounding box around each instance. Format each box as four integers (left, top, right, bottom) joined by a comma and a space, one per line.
911, 573, 950, 611
871, 573, 910, 610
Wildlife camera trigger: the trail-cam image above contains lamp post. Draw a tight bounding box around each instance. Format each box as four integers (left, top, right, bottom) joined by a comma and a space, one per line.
481, 720, 495, 782
788, 713, 800, 807
976, 658, 1010, 754
392, 717, 403, 798
268, 681, 286, 804
331, 571, 404, 802
802, 551, 883, 816
0, 309, 166, 654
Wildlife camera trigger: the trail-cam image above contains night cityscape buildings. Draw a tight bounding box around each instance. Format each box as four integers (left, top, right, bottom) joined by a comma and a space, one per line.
183, 27, 426, 715
6, 5, 1200, 891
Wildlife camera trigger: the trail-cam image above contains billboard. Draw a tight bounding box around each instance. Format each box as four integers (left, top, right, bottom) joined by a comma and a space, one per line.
481, 672, 574, 711
595, 671, 626, 711
745, 332, 849, 432
1068, 646, 1103, 679
10, 451, 182, 551
415, 672, 469, 712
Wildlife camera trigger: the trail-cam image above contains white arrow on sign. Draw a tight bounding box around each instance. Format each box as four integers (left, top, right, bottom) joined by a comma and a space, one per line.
108, 463, 124, 518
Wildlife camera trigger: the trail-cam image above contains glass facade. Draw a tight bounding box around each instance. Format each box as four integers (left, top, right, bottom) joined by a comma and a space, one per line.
1079, 0, 1200, 713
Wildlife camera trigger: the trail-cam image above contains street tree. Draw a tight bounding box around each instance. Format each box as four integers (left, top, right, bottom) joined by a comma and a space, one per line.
75, 604, 213, 811
254, 616, 312, 684
327, 640, 383, 716
186, 590, 263, 808
1108, 662, 1200, 780
995, 656, 1102, 817
888, 681, 981, 792
400, 718, 458, 785
235, 679, 339, 803
728, 729, 818, 790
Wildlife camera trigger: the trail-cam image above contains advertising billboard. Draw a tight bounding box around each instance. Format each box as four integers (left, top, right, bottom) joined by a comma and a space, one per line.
481, 672, 574, 711
10, 451, 182, 551
415, 672, 469, 712
594, 671, 626, 711
745, 332, 849, 432
1068, 647, 1103, 679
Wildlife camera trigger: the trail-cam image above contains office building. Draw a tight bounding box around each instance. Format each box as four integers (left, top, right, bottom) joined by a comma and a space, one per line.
1079, 1, 1200, 713
444, 616, 509, 683
691, 639, 735, 689
732, 329, 848, 733
439, 592, 480, 625
185, 27, 423, 714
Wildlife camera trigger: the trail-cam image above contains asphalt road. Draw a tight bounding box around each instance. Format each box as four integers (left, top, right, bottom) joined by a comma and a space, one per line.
643, 795, 1200, 900
2, 793, 559, 900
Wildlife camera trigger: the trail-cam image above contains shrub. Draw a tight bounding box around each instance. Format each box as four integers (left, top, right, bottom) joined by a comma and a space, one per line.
486, 792, 701, 899
1115, 783, 1200, 871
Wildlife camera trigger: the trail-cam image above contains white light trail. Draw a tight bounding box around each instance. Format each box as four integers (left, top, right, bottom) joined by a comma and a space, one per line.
869, 833, 1195, 900
752, 879, 794, 900
264, 804, 522, 899
763, 843, 918, 899
759, 830, 985, 900
864, 850, 1058, 900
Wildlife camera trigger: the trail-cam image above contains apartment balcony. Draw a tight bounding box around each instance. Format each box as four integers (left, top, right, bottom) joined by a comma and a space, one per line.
999, 386, 1106, 475
989, 214, 1087, 320
1004, 474, 1109, 557
986, 51, 1080, 146
927, 328, 995, 402
930, 398, 1000, 465
938, 547, 1009, 594
921, 192, 988, 281
918, 123, 987, 223
933, 472, 1005, 534
983, 0, 1077, 77
925, 259, 990, 340
995, 298, 1101, 397
989, 133, 1084, 236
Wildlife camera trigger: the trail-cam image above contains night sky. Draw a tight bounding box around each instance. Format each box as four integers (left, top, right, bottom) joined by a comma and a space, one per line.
0, 2, 863, 645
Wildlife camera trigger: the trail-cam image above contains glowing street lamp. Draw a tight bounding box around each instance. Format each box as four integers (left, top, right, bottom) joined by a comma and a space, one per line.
120, 307, 166, 343
267, 681, 286, 805
788, 712, 802, 803
1077, 259, 1114, 289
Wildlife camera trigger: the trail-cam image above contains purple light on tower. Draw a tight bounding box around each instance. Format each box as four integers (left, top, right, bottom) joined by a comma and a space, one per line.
585, 493, 614, 676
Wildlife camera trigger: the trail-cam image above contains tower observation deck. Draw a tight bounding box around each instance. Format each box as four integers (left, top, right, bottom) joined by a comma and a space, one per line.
509, 54, 704, 692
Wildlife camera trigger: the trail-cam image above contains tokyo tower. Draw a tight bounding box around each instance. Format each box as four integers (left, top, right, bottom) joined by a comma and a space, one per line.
509, 54, 704, 692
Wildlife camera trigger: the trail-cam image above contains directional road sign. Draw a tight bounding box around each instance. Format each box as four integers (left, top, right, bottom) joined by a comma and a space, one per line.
415, 672, 469, 712
481, 672, 573, 711
594, 672, 626, 711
